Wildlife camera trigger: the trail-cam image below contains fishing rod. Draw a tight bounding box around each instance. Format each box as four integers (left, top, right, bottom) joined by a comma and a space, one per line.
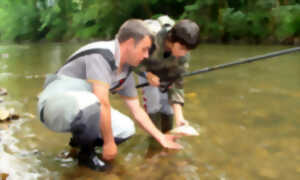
136, 46, 300, 89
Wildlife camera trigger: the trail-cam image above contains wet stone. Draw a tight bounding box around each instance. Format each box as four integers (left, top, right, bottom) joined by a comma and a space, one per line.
0, 108, 20, 122
58, 148, 79, 159
0, 109, 10, 121
0, 88, 8, 96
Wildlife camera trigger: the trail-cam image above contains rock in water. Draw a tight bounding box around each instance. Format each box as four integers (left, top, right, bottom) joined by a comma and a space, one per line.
0, 109, 10, 121
0, 88, 8, 96
0, 108, 20, 121
169, 125, 199, 136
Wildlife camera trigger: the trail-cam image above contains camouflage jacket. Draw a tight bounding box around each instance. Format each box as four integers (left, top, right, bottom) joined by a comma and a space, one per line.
135, 19, 189, 105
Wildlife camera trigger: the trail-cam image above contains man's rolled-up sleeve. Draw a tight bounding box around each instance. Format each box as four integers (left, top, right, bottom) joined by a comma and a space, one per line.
168, 77, 185, 105
85, 54, 112, 85
168, 55, 189, 106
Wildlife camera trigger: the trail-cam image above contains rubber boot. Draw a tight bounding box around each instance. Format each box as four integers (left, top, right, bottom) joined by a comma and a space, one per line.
69, 136, 79, 148
148, 112, 162, 131
78, 146, 109, 171
160, 113, 173, 133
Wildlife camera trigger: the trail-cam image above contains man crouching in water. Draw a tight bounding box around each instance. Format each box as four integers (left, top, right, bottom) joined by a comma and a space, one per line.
37, 19, 182, 171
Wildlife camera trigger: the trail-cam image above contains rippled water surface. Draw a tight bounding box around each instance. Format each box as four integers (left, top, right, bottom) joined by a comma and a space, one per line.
0, 43, 300, 180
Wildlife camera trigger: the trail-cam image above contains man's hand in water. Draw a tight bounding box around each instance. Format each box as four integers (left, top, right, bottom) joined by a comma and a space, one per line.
122, 96, 183, 150
176, 118, 189, 127
159, 134, 183, 150
102, 141, 117, 161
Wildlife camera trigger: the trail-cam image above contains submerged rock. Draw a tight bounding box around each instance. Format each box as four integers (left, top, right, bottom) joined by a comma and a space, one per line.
0, 109, 9, 121
0, 88, 8, 96
0, 108, 20, 122
58, 148, 79, 159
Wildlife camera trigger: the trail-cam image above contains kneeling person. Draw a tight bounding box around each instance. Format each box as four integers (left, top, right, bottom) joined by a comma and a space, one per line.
37, 19, 182, 171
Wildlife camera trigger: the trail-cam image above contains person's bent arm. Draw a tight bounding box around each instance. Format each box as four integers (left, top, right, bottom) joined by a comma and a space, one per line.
146, 72, 160, 86
89, 80, 117, 161
168, 74, 188, 127
172, 103, 189, 127
121, 96, 182, 150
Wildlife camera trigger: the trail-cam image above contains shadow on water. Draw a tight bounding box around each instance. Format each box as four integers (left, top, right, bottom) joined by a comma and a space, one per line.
1, 43, 300, 179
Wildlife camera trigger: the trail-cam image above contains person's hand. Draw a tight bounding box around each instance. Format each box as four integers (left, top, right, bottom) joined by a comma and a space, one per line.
158, 134, 183, 150
146, 72, 160, 87
102, 141, 117, 161
176, 118, 189, 127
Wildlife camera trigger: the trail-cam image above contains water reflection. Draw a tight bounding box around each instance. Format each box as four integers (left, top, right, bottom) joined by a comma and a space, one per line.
0, 43, 300, 179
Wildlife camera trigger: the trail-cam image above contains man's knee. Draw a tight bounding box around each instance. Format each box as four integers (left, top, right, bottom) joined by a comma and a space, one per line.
73, 108, 136, 147
40, 91, 99, 133
70, 100, 101, 146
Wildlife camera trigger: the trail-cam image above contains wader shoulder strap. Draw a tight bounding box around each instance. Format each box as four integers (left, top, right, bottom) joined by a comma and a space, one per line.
63, 48, 117, 71
110, 67, 132, 92
60, 48, 132, 93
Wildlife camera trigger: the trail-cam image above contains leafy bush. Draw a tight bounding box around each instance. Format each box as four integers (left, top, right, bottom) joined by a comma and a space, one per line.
272, 5, 300, 40
0, 0, 39, 41
0, 0, 299, 43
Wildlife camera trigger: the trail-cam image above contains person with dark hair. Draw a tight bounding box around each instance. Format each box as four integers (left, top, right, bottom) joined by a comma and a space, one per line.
37, 19, 182, 171
137, 16, 200, 134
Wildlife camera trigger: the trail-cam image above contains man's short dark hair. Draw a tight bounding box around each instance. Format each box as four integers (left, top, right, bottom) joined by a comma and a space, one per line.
167, 19, 200, 50
117, 19, 152, 44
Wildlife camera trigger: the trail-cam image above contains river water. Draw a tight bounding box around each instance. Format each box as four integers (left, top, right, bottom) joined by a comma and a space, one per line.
0, 42, 300, 180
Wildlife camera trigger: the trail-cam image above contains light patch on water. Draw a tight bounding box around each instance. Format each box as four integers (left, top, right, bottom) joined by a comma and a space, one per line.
0, 119, 51, 180
0, 64, 8, 71
0, 45, 29, 51
181, 164, 200, 180
24, 75, 45, 79
0, 73, 45, 80
249, 88, 262, 93
0, 73, 14, 80
1, 53, 9, 59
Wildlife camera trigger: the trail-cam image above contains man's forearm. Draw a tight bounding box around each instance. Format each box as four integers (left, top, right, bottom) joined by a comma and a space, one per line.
100, 103, 114, 144
123, 97, 183, 150
172, 103, 184, 123
132, 106, 164, 141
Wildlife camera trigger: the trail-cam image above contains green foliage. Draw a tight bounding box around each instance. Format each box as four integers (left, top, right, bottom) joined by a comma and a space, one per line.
247, 11, 271, 39
0, 0, 299, 43
0, 0, 39, 41
272, 5, 300, 40
220, 8, 248, 38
